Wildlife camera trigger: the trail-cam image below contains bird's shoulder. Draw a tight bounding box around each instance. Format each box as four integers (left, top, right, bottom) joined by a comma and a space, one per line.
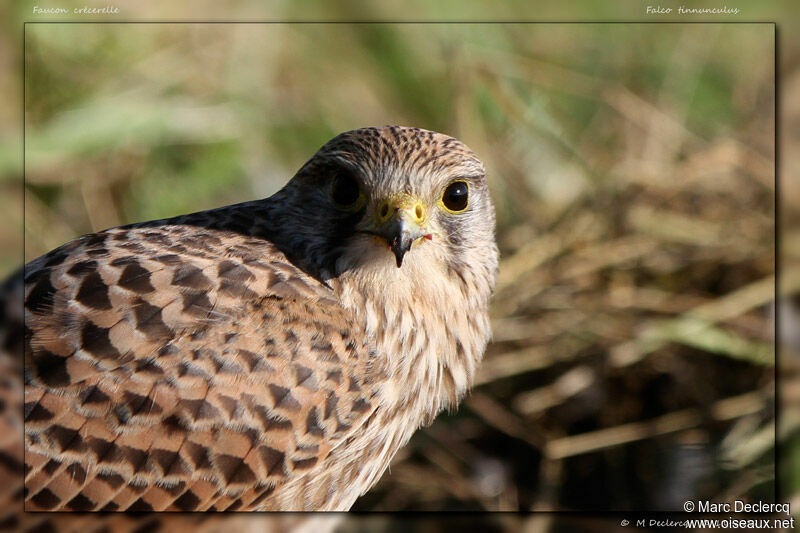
23, 220, 384, 511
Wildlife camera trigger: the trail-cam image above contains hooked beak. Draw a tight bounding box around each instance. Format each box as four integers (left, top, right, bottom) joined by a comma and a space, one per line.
369, 196, 431, 268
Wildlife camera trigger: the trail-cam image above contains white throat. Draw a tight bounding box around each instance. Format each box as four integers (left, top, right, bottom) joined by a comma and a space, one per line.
333, 237, 492, 426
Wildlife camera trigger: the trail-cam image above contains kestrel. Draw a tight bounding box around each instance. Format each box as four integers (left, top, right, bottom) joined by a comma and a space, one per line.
11, 126, 498, 512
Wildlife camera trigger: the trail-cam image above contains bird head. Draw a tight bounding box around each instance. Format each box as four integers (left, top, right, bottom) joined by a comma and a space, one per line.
276, 126, 498, 296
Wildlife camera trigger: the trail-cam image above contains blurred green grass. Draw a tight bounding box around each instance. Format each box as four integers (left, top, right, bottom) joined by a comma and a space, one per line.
18, 22, 779, 513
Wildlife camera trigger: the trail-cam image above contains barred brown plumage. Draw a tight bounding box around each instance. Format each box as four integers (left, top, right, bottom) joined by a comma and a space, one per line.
7, 126, 498, 516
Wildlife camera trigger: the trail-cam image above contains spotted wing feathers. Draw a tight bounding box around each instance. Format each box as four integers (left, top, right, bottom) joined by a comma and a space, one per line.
23, 223, 380, 511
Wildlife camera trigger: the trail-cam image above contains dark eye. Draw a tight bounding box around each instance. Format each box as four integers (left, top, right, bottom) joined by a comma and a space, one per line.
331, 172, 361, 207
442, 180, 469, 212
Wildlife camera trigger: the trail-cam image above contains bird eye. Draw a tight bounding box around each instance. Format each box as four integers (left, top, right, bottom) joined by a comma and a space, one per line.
331, 172, 362, 207
441, 180, 469, 213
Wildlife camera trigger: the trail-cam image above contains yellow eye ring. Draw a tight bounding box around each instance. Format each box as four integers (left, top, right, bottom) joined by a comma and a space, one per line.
440, 180, 470, 213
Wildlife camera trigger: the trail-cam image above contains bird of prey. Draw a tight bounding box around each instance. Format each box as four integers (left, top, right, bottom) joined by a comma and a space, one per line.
11, 126, 498, 513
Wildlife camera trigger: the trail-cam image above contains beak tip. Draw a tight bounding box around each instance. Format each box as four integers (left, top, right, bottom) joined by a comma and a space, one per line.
389, 237, 408, 268
391, 244, 406, 268
379, 214, 423, 269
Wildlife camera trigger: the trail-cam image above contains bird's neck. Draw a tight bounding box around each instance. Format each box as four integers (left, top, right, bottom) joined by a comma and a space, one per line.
320, 259, 492, 503
334, 256, 493, 428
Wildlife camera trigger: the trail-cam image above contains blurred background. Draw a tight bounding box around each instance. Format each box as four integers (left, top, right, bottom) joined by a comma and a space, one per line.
2, 11, 792, 531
